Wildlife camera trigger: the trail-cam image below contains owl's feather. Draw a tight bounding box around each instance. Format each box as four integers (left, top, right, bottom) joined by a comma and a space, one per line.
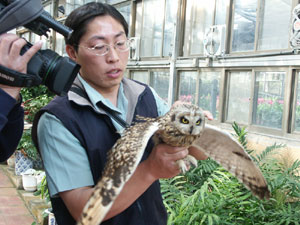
191, 124, 270, 200
78, 103, 270, 225
77, 122, 159, 225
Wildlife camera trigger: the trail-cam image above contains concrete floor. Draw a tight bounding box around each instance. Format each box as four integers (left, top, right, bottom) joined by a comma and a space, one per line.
0, 164, 36, 225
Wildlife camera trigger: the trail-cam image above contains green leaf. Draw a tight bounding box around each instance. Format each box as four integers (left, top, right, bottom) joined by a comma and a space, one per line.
187, 211, 201, 225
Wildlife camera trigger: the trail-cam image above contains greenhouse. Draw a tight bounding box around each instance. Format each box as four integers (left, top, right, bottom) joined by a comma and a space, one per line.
1, 0, 300, 224
17, 0, 299, 151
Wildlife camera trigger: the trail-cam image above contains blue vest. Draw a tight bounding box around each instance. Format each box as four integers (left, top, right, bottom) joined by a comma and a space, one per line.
32, 79, 167, 225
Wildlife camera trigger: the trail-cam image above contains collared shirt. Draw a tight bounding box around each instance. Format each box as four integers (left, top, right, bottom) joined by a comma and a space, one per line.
38, 76, 170, 197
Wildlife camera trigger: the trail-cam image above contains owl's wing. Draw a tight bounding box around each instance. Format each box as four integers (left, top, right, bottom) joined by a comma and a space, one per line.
77, 121, 159, 225
191, 124, 270, 200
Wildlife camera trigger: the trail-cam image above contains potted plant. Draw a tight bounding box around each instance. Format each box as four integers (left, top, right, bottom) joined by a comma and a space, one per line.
6, 153, 16, 168
34, 173, 50, 202
14, 87, 53, 176
21, 168, 38, 192
33, 173, 55, 225
15, 129, 43, 175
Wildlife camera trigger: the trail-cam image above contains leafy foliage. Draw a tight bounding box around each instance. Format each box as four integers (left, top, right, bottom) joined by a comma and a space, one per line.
21, 86, 54, 123
31, 175, 50, 225
232, 121, 248, 150
23, 94, 53, 123
256, 97, 283, 129
17, 86, 53, 162
34, 174, 50, 203
17, 128, 40, 161
161, 123, 300, 225
21, 86, 53, 102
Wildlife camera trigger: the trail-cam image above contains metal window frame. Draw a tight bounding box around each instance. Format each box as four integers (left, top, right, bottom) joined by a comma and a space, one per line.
230, 0, 295, 55
222, 67, 291, 136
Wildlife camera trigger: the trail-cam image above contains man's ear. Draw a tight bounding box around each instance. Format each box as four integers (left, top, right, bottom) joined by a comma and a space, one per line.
66, 45, 77, 61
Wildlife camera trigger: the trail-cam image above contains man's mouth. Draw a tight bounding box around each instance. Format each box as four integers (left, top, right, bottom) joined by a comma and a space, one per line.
107, 69, 121, 78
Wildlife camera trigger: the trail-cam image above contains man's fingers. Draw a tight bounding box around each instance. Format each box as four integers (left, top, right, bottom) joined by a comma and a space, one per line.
203, 110, 213, 120
0, 34, 19, 56
170, 148, 189, 161
163, 145, 187, 154
21, 41, 43, 64
0, 34, 43, 67
9, 38, 27, 58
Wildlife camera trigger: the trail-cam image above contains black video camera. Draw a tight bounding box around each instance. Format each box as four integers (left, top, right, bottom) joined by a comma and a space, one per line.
0, 0, 80, 96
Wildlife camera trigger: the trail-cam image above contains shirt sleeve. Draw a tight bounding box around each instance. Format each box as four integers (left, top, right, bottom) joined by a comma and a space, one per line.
0, 89, 24, 162
149, 87, 170, 116
37, 112, 94, 197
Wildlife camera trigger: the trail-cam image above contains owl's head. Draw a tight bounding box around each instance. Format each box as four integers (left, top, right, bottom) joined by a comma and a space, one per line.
169, 103, 205, 136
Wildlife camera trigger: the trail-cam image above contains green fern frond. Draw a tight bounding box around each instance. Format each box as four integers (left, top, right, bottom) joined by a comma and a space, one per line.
232, 121, 248, 149
255, 143, 285, 163
287, 159, 300, 174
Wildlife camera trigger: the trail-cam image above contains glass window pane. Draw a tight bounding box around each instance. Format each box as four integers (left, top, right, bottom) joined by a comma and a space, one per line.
115, 3, 131, 28
41, 35, 51, 49
226, 71, 252, 124
65, 0, 83, 15
199, 71, 221, 119
106, 0, 123, 4
184, 0, 215, 56
252, 72, 285, 129
178, 71, 197, 104
44, 2, 53, 15
215, 0, 229, 25
135, 1, 143, 36
163, 0, 178, 57
55, 32, 67, 56
257, 0, 292, 50
295, 72, 300, 132
140, 0, 164, 57
30, 33, 41, 44
232, 0, 257, 52
150, 71, 170, 102
131, 71, 149, 85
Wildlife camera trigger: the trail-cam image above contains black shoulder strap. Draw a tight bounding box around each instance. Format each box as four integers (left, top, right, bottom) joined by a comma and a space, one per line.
69, 85, 89, 100
70, 85, 129, 129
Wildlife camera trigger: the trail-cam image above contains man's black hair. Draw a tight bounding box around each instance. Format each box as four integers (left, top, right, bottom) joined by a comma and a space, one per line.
65, 2, 128, 51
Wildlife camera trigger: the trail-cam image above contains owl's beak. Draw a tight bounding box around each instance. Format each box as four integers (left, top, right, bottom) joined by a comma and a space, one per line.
189, 126, 194, 134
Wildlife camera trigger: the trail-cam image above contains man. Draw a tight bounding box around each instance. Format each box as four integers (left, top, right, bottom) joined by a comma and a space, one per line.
0, 33, 42, 162
32, 2, 207, 225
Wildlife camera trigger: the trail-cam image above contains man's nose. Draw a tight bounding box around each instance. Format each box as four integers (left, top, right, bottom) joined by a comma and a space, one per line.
106, 46, 120, 62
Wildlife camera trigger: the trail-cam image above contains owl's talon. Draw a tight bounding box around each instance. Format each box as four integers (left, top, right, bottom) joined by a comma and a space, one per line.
185, 155, 198, 168
177, 159, 188, 174
177, 155, 198, 174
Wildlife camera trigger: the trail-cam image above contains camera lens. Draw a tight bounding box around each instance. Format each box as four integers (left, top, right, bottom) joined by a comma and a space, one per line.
36, 49, 80, 96
22, 42, 80, 96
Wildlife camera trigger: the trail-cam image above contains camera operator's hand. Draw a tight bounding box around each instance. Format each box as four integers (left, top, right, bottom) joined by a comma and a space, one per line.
0, 33, 42, 100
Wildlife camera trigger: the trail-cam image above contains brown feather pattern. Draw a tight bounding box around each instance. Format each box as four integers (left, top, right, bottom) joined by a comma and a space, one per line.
78, 103, 270, 225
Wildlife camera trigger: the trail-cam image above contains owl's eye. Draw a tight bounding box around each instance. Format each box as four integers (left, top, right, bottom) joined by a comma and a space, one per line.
196, 119, 202, 126
180, 117, 189, 124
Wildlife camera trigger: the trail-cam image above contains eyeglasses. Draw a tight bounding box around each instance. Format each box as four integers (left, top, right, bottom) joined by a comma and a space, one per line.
77, 39, 131, 56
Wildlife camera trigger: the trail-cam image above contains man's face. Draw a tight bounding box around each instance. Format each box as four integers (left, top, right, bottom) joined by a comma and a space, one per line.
70, 15, 129, 93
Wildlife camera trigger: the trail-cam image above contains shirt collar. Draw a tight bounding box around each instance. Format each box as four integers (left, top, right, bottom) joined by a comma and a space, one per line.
77, 75, 126, 114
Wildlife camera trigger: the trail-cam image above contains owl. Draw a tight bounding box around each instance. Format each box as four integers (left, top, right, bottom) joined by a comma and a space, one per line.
77, 103, 270, 225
